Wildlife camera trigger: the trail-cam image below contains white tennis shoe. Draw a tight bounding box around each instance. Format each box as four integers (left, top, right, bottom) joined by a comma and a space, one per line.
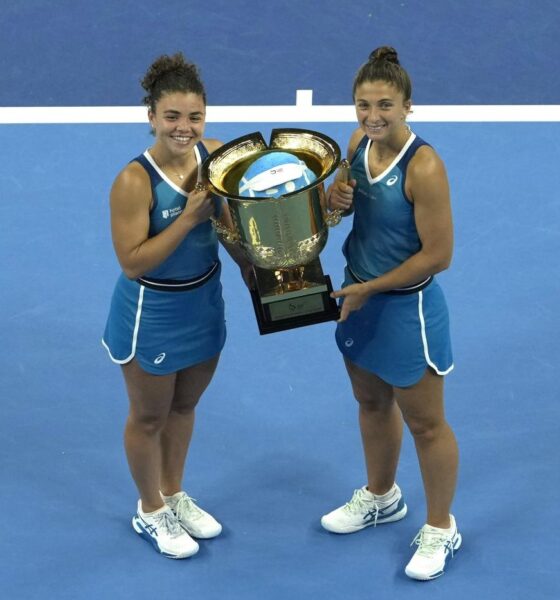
405, 515, 462, 580
163, 491, 222, 539
132, 501, 199, 559
321, 484, 407, 534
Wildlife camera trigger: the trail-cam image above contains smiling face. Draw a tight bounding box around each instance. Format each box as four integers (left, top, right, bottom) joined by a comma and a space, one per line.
354, 80, 411, 143
148, 91, 206, 157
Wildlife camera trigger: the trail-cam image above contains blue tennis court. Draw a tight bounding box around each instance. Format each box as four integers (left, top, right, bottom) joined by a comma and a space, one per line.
1, 2, 559, 599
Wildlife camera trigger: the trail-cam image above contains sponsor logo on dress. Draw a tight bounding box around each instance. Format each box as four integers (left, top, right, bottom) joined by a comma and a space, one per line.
162, 206, 183, 219
344, 339, 354, 347
386, 175, 398, 186
154, 353, 166, 364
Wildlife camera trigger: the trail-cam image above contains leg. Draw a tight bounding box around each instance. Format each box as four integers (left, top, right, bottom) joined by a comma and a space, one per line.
321, 358, 406, 534
344, 357, 403, 494
121, 359, 176, 512
159, 354, 220, 496
394, 369, 459, 528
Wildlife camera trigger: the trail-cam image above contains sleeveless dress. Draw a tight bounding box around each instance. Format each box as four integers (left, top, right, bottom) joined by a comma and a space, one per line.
335, 133, 453, 387
102, 142, 226, 374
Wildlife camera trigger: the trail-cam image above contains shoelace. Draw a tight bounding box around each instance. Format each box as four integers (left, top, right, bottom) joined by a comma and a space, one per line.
151, 510, 183, 538
410, 527, 455, 558
344, 489, 382, 526
175, 494, 204, 522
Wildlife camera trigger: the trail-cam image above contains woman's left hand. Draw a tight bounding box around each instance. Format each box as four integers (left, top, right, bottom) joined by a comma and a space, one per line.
331, 283, 371, 322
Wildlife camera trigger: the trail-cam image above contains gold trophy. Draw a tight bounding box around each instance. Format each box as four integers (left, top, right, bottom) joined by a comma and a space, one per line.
202, 128, 345, 334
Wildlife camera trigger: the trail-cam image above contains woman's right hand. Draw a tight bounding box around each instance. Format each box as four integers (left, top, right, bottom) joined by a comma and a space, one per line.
327, 179, 356, 212
182, 186, 216, 226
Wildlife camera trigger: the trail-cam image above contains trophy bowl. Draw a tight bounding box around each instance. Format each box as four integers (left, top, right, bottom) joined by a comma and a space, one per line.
201, 128, 342, 334
202, 128, 340, 269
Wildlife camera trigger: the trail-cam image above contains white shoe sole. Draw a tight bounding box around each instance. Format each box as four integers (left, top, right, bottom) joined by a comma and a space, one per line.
405, 532, 462, 580
321, 503, 408, 534
132, 517, 199, 559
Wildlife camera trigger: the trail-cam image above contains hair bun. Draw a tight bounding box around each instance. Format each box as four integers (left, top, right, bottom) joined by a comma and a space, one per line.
141, 53, 199, 93
368, 46, 399, 65
140, 52, 206, 110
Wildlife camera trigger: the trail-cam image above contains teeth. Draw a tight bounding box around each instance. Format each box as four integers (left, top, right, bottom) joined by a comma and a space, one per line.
172, 136, 191, 143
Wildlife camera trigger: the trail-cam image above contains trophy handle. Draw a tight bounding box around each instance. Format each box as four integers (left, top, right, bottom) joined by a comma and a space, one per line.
210, 216, 240, 244
324, 158, 352, 227
324, 210, 342, 227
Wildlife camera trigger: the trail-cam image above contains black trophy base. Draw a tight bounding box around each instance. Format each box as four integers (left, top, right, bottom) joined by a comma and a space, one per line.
249, 263, 340, 335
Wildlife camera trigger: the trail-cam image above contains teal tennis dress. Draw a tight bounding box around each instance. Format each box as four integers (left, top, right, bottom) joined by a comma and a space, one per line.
335, 133, 453, 387
102, 142, 226, 375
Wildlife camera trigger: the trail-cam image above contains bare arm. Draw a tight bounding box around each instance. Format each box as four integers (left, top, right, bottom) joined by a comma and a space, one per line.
110, 161, 216, 279
334, 145, 454, 321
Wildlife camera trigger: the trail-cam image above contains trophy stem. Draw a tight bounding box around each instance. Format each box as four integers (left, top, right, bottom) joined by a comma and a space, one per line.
274, 267, 306, 292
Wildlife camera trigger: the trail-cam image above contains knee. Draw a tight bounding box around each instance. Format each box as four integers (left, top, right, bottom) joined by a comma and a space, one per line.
354, 391, 394, 415
128, 412, 167, 436
406, 417, 445, 443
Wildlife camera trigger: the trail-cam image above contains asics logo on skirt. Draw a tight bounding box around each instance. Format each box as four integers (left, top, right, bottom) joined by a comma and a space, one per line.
154, 353, 166, 364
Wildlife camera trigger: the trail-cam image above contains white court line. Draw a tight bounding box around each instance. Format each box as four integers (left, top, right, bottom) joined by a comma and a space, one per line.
0, 90, 559, 123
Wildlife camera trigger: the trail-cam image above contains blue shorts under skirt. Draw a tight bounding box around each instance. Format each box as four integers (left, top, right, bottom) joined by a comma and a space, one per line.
102, 268, 226, 375
335, 269, 453, 387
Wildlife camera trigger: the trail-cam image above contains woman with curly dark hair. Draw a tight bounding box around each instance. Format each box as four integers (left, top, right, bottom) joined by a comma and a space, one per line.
102, 53, 250, 559
321, 46, 461, 580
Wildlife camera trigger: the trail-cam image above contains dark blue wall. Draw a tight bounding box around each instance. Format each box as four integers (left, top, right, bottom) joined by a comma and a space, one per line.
1, 0, 558, 106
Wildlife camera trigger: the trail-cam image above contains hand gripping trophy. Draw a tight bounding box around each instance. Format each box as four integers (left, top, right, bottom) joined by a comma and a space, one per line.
201, 128, 348, 334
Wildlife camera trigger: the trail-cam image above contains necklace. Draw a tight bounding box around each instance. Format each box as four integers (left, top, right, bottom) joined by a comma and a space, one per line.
170, 156, 194, 181
168, 162, 189, 181
150, 148, 190, 181
167, 162, 186, 180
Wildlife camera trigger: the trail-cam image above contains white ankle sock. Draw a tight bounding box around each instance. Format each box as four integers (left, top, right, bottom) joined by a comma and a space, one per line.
367, 484, 398, 505
425, 519, 454, 534
140, 503, 167, 517
161, 491, 182, 503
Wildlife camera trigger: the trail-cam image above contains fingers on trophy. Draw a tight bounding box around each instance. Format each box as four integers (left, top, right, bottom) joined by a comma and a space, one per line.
325, 158, 353, 226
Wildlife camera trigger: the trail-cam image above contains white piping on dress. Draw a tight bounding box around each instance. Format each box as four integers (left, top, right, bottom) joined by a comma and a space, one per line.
364, 133, 417, 185
143, 145, 204, 197
418, 290, 454, 376
102, 285, 145, 364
